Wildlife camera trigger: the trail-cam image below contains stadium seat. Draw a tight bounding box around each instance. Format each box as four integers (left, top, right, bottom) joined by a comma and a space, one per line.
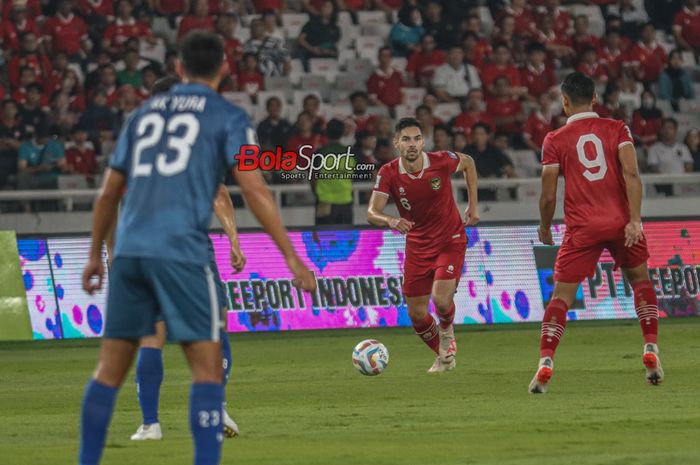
151, 17, 177, 46
334, 73, 365, 93
434, 103, 461, 122
357, 10, 388, 26
337, 11, 353, 28
338, 48, 358, 68
391, 57, 408, 73
330, 91, 351, 105
300, 74, 331, 101
241, 14, 261, 26
507, 150, 541, 178
281, 13, 309, 39
139, 37, 166, 65
338, 24, 359, 50
236, 27, 251, 42
355, 36, 385, 59
264, 76, 294, 101
344, 58, 374, 81
401, 87, 427, 109
361, 23, 392, 38
222, 92, 251, 107
323, 104, 352, 121
367, 105, 390, 117
394, 104, 414, 119
288, 58, 305, 86
656, 99, 673, 114
309, 58, 339, 83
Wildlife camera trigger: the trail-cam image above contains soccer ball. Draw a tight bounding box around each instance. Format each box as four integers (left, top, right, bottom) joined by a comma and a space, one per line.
352, 339, 389, 376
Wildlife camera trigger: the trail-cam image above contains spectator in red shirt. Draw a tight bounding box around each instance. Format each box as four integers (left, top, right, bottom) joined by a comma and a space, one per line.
491, 14, 517, 48
374, 0, 403, 17
451, 88, 496, 141
367, 46, 405, 110
237, 53, 264, 100
102, 0, 155, 56
178, 0, 215, 39
572, 14, 601, 55
253, 0, 286, 15
499, 0, 536, 38
673, 0, 700, 51
576, 47, 609, 86
137, 65, 160, 101
3, 0, 42, 22
481, 44, 528, 98
627, 22, 668, 84
80, 0, 115, 19
8, 32, 52, 91
349, 91, 377, 134
463, 15, 493, 68
523, 93, 553, 153
520, 42, 557, 101
65, 125, 98, 178
154, 0, 186, 18
286, 111, 324, 155
598, 27, 627, 79
217, 14, 243, 76
535, 13, 576, 62
58, 69, 87, 113
432, 124, 452, 152
631, 89, 664, 148
91, 64, 120, 108
12, 69, 49, 109
486, 76, 525, 138
2, 2, 41, 53
542, 0, 572, 37
406, 33, 446, 87
43, 0, 91, 58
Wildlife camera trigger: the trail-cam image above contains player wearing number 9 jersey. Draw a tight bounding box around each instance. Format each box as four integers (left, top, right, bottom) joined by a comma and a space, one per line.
529, 72, 663, 395
78, 31, 316, 465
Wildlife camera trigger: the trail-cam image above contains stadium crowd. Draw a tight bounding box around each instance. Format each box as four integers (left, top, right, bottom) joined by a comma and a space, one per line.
1, 0, 700, 203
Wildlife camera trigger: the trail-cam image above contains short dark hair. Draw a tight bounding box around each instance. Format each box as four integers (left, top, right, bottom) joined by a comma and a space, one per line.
151, 76, 180, 95
394, 117, 422, 135
663, 117, 678, 129
266, 95, 282, 109
26, 83, 43, 93
561, 72, 595, 106
376, 137, 392, 150
349, 91, 368, 102
526, 42, 546, 55
326, 118, 344, 139
179, 31, 224, 79
434, 124, 451, 136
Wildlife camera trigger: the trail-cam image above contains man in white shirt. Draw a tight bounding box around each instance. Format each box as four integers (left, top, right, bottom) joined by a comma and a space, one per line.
647, 118, 694, 174
431, 46, 481, 102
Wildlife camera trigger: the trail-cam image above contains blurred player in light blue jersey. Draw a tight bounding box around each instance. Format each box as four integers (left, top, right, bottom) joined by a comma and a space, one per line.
79, 31, 317, 465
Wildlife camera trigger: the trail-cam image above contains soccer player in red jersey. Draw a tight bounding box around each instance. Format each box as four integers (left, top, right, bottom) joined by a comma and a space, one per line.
368, 118, 480, 372
529, 73, 663, 394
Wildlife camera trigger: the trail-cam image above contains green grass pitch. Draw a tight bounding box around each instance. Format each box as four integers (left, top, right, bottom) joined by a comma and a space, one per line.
2, 319, 700, 465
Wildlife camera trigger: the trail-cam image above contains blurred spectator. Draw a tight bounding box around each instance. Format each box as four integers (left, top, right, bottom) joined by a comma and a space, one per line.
243, 19, 291, 76
535, 14, 576, 62
102, 0, 155, 57
257, 96, 293, 150
631, 89, 663, 148
302, 94, 325, 134
80, 0, 115, 23
598, 28, 627, 80
3, 0, 42, 21
374, 0, 403, 18
237, 53, 264, 100
453, 131, 468, 153
153, 0, 185, 19
576, 47, 608, 86
684, 128, 700, 171
2, 1, 42, 53
609, 0, 650, 40
164, 49, 179, 76
373, 137, 395, 168
252, 0, 286, 15
487, 76, 525, 140
178, 0, 215, 40
416, 104, 435, 150
367, 46, 405, 110
406, 33, 446, 88
115, 84, 140, 123
605, 14, 634, 49
647, 118, 694, 174
353, 130, 377, 166
287, 111, 325, 154
542, 0, 572, 37
45, 53, 70, 97
312, 119, 354, 225
422, 0, 459, 50
499, 0, 536, 38
117, 49, 144, 88
388, 5, 424, 58
48, 91, 80, 135
594, 83, 626, 120
465, 122, 516, 200
42, 0, 91, 59
433, 124, 452, 151
137, 65, 160, 100
431, 46, 481, 102
673, 0, 700, 51
523, 93, 554, 154
92, 65, 120, 107
627, 22, 668, 84
492, 132, 510, 153
297, 1, 340, 68
262, 10, 284, 41
349, 91, 377, 134
658, 49, 696, 111
491, 13, 516, 48
9, 32, 51, 92
572, 14, 601, 55
451, 88, 495, 140
617, 67, 643, 110
18, 83, 49, 138
481, 44, 526, 98
79, 91, 119, 143
463, 15, 492, 68
0, 100, 22, 189
17, 124, 66, 190
12, 67, 45, 106
65, 125, 97, 179
85, 52, 113, 92
520, 42, 557, 100
218, 14, 243, 76
373, 114, 394, 141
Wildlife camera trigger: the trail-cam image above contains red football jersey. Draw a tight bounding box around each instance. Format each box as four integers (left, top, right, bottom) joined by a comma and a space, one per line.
674, 7, 700, 49
541, 112, 634, 233
373, 151, 464, 255
43, 14, 88, 55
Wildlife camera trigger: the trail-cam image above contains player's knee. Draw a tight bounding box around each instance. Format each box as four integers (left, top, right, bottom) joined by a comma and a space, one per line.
431, 295, 453, 314
408, 306, 429, 323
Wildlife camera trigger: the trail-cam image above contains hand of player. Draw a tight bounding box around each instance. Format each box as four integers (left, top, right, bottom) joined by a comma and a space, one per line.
287, 255, 317, 292
464, 205, 480, 225
538, 225, 554, 246
388, 217, 414, 234
82, 256, 104, 295
229, 237, 246, 273
624, 220, 644, 247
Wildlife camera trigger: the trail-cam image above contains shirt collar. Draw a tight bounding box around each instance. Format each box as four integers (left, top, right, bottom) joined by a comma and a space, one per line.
398, 151, 430, 177
566, 111, 599, 124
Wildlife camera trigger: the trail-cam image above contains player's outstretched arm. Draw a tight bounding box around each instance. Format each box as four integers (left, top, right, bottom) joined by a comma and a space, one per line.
618, 143, 644, 247
232, 167, 316, 292
538, 165, 559, 246
456, 153, 480, 225
213, 183, 246, 273
83, 168, 126, 294
367, 192, 414, 234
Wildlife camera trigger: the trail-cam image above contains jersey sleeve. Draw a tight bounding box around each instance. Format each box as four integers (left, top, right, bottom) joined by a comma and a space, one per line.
617, 121, 634, 149
541, 132, 560, 166
373, 163, 392, 196
224, 109, 258, 168
444, 150, 461, 173
108, 117, 132, 174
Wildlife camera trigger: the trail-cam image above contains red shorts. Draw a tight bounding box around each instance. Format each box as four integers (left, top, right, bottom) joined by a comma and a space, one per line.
554, 228, 650, 283
403, 237, 467, 297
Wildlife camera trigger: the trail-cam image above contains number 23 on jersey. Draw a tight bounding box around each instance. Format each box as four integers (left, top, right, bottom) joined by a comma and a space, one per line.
132, 112, 200, 177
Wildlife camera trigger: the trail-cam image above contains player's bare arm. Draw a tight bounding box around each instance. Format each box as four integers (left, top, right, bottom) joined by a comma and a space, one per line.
213, 183, 246, 273
367, 191, 414, 234
232, 167, 316, 292
455, 152, 480, 225
618, 143, 644, 247
83, 168, 127, 294
538, 164, 559, 246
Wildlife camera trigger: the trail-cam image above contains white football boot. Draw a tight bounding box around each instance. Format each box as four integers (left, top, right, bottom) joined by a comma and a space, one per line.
643, 343, 664, 385
223, 409, 239, 438
130, 423, 163, 441
528, 357, 554, 394
438, 324, 457, 364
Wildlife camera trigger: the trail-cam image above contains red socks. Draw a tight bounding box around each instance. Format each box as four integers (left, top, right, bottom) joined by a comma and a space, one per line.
540, 298, 569, 358
632, 280, 659, 344
413, 315, 439, 354
437, 303, 455, 329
